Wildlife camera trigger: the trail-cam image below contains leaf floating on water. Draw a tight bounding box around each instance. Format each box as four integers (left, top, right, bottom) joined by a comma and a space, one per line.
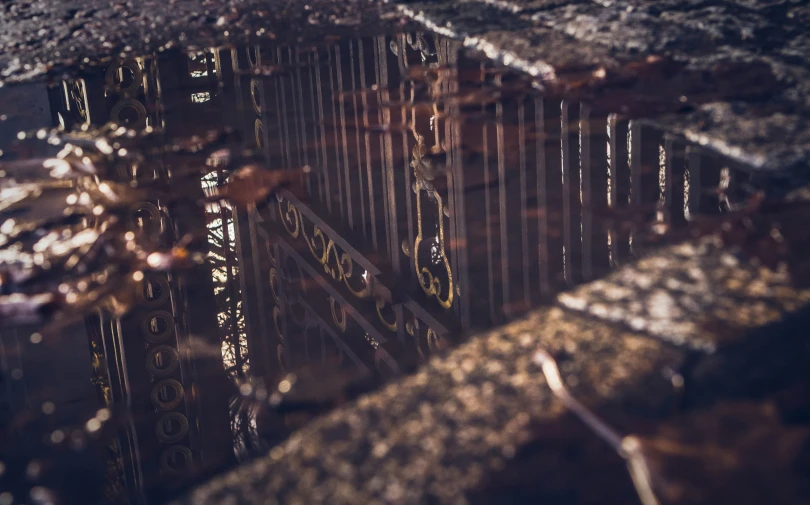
142, 243, 205, 271
0, 184, 43, 213
0, 121, 246, 332
214, 165, 301, 207
0, 293, 57, 325
168, 128, 236, 156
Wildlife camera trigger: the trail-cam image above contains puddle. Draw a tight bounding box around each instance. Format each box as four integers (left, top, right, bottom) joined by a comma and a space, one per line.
0, 31, 792, 505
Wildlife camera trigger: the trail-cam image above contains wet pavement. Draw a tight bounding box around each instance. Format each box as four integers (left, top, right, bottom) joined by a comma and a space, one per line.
0, 25, 809, 505
4, 0, 810, 175
397, 0, 810, 172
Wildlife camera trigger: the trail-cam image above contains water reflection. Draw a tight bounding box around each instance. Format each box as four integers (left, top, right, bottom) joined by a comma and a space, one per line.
0, 32, 757, 505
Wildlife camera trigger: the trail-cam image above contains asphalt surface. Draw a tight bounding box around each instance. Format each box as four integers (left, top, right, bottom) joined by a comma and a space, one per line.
0, 0, 395, 81
3, 0, 810, 176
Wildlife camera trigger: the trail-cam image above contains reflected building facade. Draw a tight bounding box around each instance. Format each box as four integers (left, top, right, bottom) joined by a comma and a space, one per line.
0, 32, 753, 505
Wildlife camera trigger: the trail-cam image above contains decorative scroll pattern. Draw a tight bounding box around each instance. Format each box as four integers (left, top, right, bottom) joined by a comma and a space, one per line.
404, 310, 447, 361
394, 33, 455, 310
258, 194, 405, 373
277, 195, 400, 332
257, 35, 465, 374
97, 55, 196, 481
106, 58, 160, 131
89, 340, 128, 503
328, 296, 348, 332
266, 234, 362, 372
412, 189, 454, 309
278, 197, 371, 298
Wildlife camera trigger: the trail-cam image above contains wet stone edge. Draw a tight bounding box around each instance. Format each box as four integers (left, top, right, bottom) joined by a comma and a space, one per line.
175, 234, 810, 505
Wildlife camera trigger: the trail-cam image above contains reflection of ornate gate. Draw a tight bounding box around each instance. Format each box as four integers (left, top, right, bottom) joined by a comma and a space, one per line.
47, 34, 751, 395
50, 54, 235, 502
36, 34, 755, 498
220, 33, 751, 378
225, 36, 462, 378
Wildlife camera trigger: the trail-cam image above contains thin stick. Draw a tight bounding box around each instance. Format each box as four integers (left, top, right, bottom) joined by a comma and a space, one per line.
533, 347, 661, 505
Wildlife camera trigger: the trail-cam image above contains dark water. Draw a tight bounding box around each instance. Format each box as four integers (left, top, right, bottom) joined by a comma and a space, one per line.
0, 32, 792, 505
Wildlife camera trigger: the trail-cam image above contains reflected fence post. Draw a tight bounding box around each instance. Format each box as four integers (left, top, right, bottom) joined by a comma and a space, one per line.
97, 34, 747, 396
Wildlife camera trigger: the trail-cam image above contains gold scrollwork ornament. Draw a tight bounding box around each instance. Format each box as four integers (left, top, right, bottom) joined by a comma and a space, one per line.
151, 379, 185, 410
155, 412, 189, 443
376, 299, 397, 332
278, 198, 373, 299
329, 296, 347, 332
105, 60, 144, 94
159, 445, 193, 474
413, 190, 453, 309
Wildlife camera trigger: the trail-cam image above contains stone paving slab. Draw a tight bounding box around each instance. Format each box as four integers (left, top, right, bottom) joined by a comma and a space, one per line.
170, 221, 810, 504
558, 236, 810, 352
175, 229, 810, 504
176, 305, 684, 505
